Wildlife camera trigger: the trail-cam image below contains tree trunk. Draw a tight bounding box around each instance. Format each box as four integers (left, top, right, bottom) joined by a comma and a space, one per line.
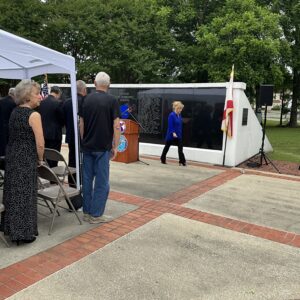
280, 89, 284, 126
289, 68, 300, 127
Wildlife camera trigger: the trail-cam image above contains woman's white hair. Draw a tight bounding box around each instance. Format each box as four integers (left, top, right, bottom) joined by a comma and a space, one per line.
14, 79, 40, 105
95, 72, 110, 86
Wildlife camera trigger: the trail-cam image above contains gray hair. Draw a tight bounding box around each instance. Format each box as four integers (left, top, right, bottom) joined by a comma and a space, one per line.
76, 80, 86, 94
50, 85, 61, 95
14, 79, 40, 105
8, 88, 15, 97
95, 72, 110, 87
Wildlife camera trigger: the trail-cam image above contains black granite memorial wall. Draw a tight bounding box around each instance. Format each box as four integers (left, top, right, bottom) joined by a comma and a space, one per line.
58, 86, 226, 150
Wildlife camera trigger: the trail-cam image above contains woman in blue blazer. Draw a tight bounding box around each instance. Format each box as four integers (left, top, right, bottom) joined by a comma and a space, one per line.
160, 101, 186, 166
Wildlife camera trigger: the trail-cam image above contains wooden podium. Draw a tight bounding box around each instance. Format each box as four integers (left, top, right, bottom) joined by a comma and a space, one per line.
113, 119, 139, 163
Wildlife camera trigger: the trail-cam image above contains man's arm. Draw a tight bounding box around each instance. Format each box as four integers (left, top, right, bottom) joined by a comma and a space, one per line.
111, 117, 120, 160
79, 117, 84, 140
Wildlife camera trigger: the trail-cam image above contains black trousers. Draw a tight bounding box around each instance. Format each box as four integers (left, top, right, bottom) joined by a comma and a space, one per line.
160, 138, 186, 164
45, 139, 62, 168
67, 142, 81, 187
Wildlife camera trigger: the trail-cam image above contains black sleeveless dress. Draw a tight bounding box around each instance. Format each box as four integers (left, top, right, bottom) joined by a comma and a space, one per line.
3, 107, 38, 241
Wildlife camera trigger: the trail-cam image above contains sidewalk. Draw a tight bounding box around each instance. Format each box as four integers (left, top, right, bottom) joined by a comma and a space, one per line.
1, 156, 300, 299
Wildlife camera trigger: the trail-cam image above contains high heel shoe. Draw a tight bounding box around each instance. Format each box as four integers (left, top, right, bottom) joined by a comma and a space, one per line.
179, 162, 186, 166
160, 159, 166, 164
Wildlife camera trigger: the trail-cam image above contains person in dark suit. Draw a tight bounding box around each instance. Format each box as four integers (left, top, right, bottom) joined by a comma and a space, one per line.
0, 88, 16, 157
39, 86, 64, 167
63, 80, 87, 186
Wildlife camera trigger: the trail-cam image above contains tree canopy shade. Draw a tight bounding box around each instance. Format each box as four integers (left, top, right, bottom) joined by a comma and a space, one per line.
38, 0, 178, 83
0, 0, 299, 126
195, 0, 283, 90
256, 0, 300, 126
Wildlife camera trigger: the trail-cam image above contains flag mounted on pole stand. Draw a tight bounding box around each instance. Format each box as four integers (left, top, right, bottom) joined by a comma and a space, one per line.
40, 74, 49, 99
222, 65, 234, 166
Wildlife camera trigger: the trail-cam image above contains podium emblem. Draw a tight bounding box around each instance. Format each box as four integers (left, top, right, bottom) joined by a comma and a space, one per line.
117, 135, 128, 152
120, 120, 126, 134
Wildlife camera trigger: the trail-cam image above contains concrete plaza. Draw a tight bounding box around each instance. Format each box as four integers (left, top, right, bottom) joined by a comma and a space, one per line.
0, 153, 300, 299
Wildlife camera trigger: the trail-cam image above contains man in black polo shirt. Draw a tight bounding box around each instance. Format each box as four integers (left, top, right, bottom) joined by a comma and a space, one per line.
79, 72, 120, 224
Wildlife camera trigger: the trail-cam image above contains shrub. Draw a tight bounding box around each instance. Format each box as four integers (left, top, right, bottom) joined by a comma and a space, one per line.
271, 105, 281, 111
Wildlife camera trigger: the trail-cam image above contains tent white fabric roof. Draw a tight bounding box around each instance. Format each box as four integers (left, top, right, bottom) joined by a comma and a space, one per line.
0, 29, 80, 188
0, 29, 76, 79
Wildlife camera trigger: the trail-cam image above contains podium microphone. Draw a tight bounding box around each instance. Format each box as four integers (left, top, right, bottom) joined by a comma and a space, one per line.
127, 110, 146, 132
121, 107, 131, 116
120, 106, 146, 131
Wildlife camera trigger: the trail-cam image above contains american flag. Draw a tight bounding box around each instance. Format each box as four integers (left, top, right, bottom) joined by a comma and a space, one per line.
40, 81, 49, 99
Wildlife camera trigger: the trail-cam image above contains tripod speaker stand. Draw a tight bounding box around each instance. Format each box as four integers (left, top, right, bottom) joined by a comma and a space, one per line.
258, 105, 280, 173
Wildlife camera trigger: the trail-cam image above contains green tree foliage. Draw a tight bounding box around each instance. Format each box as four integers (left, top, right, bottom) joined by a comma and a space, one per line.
195, 0, 283, 98
0, 0, 299, 116
40, 0, 177, 83
0, 0, 48, 90
0, 0, 46, 42
257, 0, 300, 127
156, 0, 226, 82
0, 0, 177, 83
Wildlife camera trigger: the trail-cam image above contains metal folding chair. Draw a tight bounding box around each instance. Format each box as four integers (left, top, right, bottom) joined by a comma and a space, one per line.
37, 164, 82, 235
44, 148, 76, 184
0, 204, 10, 247
37, 176, 59, 216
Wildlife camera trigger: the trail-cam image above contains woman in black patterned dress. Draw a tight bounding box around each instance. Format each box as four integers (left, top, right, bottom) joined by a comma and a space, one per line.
2, 79, 44, 244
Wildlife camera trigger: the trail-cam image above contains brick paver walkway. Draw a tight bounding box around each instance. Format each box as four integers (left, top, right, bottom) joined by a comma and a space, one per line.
0, 159, 299, 299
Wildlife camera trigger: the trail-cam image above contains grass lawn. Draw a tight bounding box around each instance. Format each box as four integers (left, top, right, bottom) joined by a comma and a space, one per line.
266, 120, 300, 163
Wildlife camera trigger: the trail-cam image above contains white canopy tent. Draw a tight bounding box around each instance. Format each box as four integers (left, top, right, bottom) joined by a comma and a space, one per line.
0, 29, 80, 188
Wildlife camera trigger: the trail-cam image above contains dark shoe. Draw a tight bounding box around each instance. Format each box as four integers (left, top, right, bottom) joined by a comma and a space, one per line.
179, 162, 186, 166
13, 236, 36, 245
12, 240, 21, 246
22, 237, 36, 244
160, 158, 166, 164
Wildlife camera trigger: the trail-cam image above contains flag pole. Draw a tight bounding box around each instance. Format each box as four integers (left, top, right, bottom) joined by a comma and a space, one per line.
222, 128, 229, 166
221, 65, 234, 166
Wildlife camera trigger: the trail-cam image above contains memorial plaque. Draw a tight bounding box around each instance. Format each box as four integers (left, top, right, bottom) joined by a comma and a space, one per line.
138, 94, 162, 135
242, 108, 248, 126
